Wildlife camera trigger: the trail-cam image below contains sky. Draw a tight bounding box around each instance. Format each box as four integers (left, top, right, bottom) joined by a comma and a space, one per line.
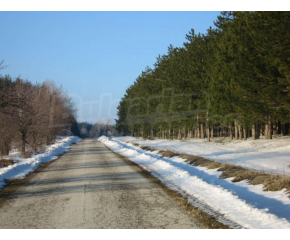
0, 11, 221, 124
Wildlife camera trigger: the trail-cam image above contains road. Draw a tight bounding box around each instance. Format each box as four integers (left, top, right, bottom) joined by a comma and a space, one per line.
0, 139, 202, 229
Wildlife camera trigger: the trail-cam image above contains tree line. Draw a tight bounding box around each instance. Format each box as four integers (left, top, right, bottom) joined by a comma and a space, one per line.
0, 66, 79, 157
78, 118, 118, 138
116, 11, 290, 141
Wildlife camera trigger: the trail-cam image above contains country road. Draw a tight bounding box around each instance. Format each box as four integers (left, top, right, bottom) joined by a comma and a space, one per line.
0, 139, 202, 229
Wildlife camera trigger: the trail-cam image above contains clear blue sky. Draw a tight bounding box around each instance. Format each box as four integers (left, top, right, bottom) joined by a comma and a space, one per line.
0, 11, 220, 123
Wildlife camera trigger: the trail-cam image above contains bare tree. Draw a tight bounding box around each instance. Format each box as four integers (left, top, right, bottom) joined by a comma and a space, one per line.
0, 60, 6, 71
0, 76, 78, 157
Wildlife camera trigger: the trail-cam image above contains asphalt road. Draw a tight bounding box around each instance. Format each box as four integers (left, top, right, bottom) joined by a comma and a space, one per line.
0, 139, 202, 229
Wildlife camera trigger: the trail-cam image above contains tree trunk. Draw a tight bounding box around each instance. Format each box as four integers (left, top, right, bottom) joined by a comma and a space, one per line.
252, 124, 256, 140
268, 118, 272, 139
211, 125, 214, 139
243, 126, 247, 140
32, 133, 37, 151
206, 125, 210, 142
178, 129, 181, 140
238, 124, 243, 140
265, 123, 269, 139
234, 121, 238, 140
229, 125, 233, 140
200, 123, 205, 139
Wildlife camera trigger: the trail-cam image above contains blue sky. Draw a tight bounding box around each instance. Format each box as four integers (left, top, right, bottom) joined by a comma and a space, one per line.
0, 11, 220, 123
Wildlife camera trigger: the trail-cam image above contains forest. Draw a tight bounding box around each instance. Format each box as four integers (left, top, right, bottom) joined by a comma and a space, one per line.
0, 66, 79, 157
78, 119, 117, 138
116, 11, 290, 141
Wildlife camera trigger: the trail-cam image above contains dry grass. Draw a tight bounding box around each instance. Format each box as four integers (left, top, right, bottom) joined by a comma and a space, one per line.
0, 159, 17, 168
217, 164, 290, 193
158, 150, 180, 158
131, 142, 290, 197
140, 146, 159, 152
180, 154, 222, 169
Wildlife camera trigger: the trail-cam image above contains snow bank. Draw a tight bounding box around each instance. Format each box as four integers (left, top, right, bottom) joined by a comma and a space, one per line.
0, 136, 80, 190
114, 136, 290, 177
99, 136, 290, 229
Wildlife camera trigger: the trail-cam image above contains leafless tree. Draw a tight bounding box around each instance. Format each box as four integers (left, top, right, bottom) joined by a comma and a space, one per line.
0, 76, 77, 157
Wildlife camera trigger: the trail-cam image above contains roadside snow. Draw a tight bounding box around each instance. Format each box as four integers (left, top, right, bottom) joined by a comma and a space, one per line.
99, 136, 290, 229
114, 136, 290, 177
0, 136, 80, 190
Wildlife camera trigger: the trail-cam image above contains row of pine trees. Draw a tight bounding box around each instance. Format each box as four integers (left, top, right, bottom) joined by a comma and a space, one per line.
116, 11, 290, 141
0, 71, 79, 157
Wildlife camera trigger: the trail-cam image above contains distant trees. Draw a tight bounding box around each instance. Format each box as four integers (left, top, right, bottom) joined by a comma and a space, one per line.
78, 118, 117, 138
116, 11, 290, 141
0, 73, 79, 157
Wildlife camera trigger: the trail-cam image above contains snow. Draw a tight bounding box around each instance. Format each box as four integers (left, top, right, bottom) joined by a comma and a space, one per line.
99, 136, 290, 229
0, 136, 80, 190
114, 136, 290, 177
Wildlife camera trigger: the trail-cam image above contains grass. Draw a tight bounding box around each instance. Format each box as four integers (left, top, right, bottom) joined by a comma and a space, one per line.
0, 159, 17, 168
158, 150, 180, 158
135, 144, 290, 197
131, 143, 140, 147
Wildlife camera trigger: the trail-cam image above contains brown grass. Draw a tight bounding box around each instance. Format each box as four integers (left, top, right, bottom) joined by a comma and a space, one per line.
217, 164, 290, 193
131, 142, 290, 197
180, 154, 222, 169
140, 146, 159, 152
159, 150, 180, 158
0, 159, 16, 168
